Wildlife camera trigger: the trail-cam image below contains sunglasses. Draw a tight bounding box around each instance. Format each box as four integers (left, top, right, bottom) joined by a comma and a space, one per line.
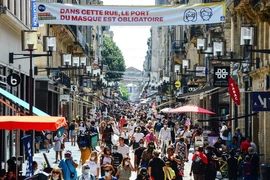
84, 167, 90, 169
52, 171, 60, 174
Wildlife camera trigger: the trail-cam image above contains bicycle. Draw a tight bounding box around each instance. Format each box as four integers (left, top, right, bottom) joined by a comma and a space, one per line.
217, 153, 229, 178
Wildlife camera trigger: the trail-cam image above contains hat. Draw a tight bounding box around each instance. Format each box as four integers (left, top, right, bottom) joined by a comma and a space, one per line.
65, 150, 72, 155
153, 150, 160, 157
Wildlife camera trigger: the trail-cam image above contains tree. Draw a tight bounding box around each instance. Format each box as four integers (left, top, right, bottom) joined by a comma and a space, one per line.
102, 36, 126, 82
119, 85, 130, 101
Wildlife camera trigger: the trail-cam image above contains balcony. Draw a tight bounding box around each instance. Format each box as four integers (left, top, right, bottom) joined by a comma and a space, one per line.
67, 25, 89, 56
172, 40, 185, 53
172, 40, 186, 65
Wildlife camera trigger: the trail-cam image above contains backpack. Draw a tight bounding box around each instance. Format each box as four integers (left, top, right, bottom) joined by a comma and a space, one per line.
191, 154, 206, 174
79, 174, 95, 180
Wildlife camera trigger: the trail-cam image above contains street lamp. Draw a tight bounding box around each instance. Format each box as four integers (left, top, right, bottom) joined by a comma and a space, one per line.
10, 30, 56, 115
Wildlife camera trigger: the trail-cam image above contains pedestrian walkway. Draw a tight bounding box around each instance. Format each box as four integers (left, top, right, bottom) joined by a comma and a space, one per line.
22, 143, 245, 180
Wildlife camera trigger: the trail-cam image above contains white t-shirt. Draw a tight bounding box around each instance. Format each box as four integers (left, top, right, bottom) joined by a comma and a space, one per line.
86, 160, 100, 176
120, 131, 129, 139
180, 130, 192, 144
118, 144, 130, 157
220, 125, 228, 140
128, 124, 136, 135
102, 156, 112, 165
133, 132, 144, 142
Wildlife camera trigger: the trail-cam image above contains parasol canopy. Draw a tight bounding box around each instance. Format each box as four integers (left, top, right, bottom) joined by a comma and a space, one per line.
169, 104, 215, 114
160, 107, 172, 113
0, 116, 67, 131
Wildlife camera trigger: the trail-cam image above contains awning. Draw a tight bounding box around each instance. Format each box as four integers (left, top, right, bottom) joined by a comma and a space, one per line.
0, 88, 49, 116
154, 100, 175, 109
0, 116, 67, 131
96, 98, 108, 106
176, 86, 220, 99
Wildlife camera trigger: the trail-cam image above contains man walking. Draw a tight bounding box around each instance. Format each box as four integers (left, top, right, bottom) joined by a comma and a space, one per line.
190, 146, 208, 180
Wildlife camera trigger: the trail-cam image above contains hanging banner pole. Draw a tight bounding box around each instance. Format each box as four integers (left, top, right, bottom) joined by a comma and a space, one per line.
35, 2, 226, 26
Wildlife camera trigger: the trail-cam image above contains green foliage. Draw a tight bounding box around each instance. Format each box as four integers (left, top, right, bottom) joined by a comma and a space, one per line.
102, 36, 126, 81
120, 86, 130, 101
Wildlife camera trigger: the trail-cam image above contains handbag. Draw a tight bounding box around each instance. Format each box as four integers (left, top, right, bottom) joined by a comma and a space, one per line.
61, 143, 65, 149
65, 161, 75, 178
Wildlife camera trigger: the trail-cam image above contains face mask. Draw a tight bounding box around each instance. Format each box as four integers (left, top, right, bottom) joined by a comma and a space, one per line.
52, 178, 59, 180
164, 125, 167, 128
205, 150, 208, 154
104, 171, 110, 177
80, 123, 83, 126
86, 122, 91, 126
90, 156, 95, 160
140, 143, 144, 147
82, 147, 86, 150
111, 149, 116, 153
124, 161, 129, 165
84, 169, 90, 174
107, 125, 111, 128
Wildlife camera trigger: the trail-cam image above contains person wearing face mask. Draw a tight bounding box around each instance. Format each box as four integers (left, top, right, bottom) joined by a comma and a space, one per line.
58, 150, 78, 180
132, 128, 145, 150
154, 118, 163, 139
98, 164, 117, 180
159, 120, 171, 154
115, 157, 135, 180
102, 123, 114, 148
48, 167, 63, 180
86, 151, 100, 178
134, 139, 146, 171
79, 141, 91, 164
140, 142, 155, 168
100, 146, 114, 176
120, 126, 129, 145
111, 145, 123, 176
78, 164, 95, 180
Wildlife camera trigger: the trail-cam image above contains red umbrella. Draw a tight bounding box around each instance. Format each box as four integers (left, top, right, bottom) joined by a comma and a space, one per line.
168, 104, 215, 114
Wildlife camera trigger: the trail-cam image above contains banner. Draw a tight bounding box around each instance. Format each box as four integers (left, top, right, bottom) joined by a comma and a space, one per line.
228, 78, 240, 106
21, 135, 33, 178
35, 2, 226, 26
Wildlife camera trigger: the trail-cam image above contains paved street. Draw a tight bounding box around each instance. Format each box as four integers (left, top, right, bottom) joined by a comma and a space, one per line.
22, 143, 246, 180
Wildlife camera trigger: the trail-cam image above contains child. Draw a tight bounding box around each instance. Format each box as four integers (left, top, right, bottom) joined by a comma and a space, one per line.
243, 155, 253, 180
164, 161, 176, 180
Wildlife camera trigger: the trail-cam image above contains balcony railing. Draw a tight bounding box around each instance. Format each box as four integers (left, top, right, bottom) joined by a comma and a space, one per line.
67, 25, 89, 55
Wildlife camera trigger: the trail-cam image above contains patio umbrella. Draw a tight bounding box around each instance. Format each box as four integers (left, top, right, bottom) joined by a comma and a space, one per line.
168, 104, 215, 114
0, 116, 67, 131
160, 107, 172, 113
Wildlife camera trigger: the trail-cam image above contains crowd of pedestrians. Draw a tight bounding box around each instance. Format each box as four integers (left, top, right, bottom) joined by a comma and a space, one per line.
0, 103, 261, 180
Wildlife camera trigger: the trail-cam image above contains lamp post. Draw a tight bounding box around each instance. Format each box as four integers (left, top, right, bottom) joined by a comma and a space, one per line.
16, 30, 57, 115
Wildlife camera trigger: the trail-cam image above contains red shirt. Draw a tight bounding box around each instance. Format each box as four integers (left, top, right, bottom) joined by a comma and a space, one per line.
241, 141, 251, 154
192, 151, 208, 164
119, 118, 127, 130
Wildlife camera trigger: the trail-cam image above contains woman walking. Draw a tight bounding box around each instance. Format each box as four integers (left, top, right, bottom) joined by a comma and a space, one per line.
115, 157, 135, 180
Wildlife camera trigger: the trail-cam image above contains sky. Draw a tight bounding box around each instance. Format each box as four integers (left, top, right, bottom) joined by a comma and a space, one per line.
102, 0, 155, 71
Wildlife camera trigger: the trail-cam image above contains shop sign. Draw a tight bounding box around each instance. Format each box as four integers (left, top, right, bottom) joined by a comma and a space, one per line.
252, 92, 270, 111
228, 78, 240, 106
213, 66, 230, 87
